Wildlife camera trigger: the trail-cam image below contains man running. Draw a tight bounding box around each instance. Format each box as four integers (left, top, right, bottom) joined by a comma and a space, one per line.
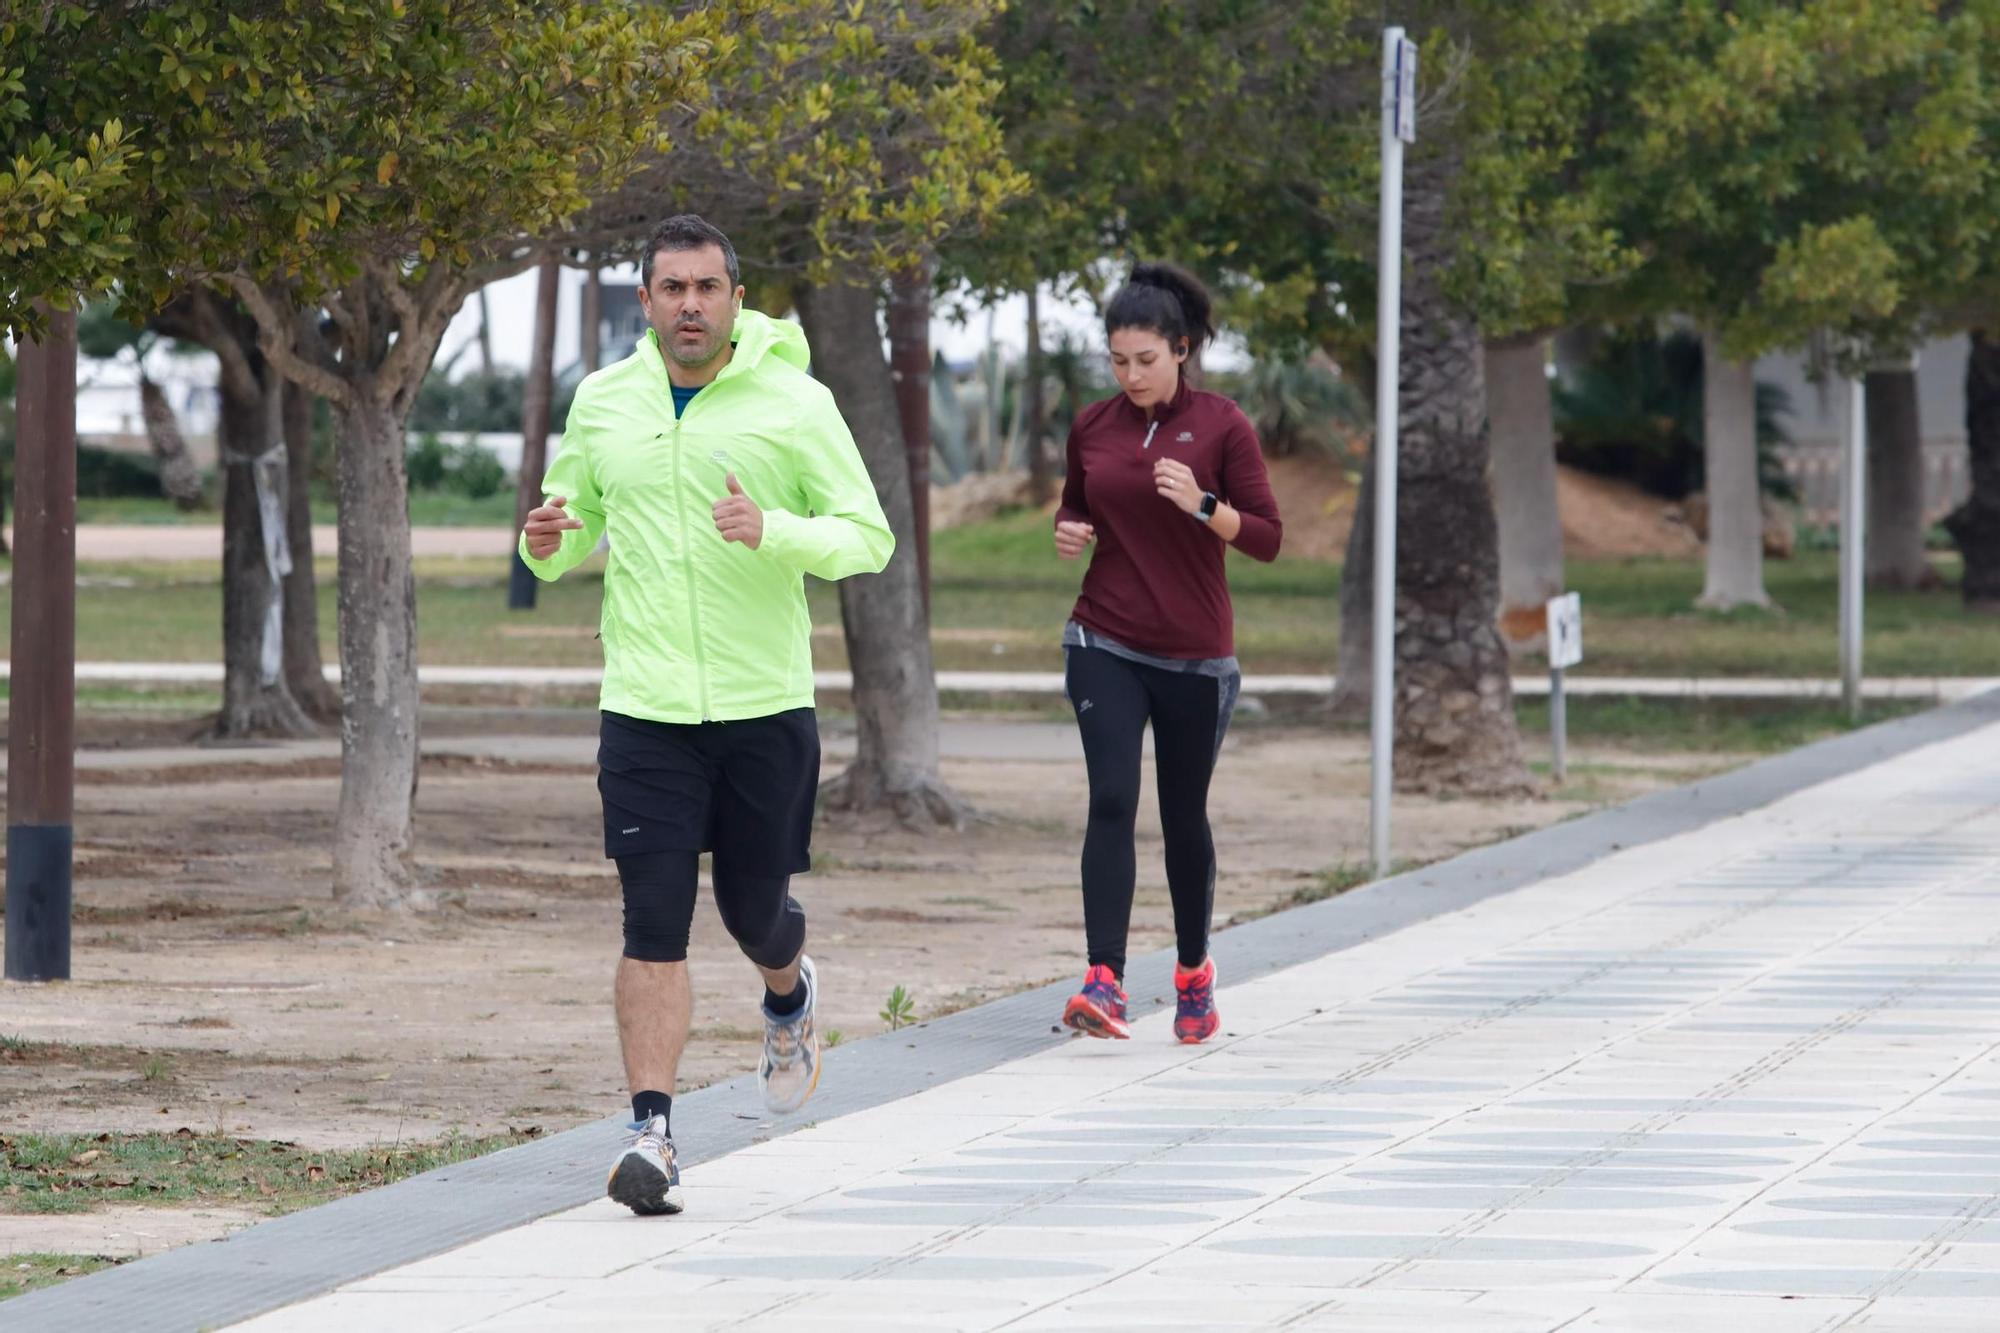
520, 214, 892, 1217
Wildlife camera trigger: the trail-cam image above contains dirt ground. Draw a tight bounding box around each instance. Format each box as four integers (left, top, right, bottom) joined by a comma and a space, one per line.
0, 706, 1740, 1258
1258, 454, 1701, 563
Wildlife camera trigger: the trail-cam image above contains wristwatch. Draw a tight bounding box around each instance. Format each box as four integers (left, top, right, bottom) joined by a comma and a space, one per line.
1194, 491, 1219, 524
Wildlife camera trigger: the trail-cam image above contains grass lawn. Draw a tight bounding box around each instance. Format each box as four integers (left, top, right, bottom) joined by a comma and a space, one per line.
72, 492, 518, 528
0, 1252, 123, 1301
15, 504, 2000, 677
0, 1125, 540, 1219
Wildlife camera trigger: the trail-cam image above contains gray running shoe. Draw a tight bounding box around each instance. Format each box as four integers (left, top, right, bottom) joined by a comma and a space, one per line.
758, 954, 821, 1115
605, 1114, 682, 1216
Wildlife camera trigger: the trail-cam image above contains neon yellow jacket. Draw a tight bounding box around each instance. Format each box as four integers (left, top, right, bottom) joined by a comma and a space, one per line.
520, 310, 893, 723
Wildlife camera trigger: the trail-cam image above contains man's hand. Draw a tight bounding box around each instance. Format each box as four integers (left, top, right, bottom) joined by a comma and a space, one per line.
523, 495, 584, 559
713, 472, 763, 550
1054, 519, 1095, 560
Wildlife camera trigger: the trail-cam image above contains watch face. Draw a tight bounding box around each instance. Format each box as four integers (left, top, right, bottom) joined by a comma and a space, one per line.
1199, 492, 1218, 517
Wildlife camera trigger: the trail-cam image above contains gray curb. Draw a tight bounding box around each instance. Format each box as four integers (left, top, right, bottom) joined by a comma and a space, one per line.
9, 686, 1998, 1331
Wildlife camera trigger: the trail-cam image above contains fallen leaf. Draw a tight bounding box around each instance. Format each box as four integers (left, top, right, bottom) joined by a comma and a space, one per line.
70, 1149, 102, 1166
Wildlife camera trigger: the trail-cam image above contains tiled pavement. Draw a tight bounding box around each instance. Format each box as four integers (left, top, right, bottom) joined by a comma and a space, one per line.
197, 710, 2000, 1331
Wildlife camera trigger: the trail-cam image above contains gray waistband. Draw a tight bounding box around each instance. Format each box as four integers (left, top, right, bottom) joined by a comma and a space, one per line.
1063, 620, 1240, 679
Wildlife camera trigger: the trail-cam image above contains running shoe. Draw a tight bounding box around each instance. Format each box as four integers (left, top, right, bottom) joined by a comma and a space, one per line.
1174, 957, 1219, 1044
759, 954, 821, 1115
606, 1113, 683, 1216
1062, 963, 1131, 1039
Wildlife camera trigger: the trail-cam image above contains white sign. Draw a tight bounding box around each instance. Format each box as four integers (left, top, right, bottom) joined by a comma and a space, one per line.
1394, 37, 1418, 143
1546, 592, 1583, 670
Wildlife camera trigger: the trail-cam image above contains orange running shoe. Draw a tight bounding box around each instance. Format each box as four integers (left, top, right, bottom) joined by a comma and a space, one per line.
1062, 964, 1131, 1039
1174, 957, 1219, 1044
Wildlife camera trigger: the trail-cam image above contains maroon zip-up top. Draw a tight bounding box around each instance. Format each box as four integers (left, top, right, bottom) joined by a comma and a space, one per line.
1055, 380, 1282, 659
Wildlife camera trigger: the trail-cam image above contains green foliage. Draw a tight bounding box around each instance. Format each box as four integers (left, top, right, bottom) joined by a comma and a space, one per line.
1578, 2, 2000, 355
1553, 326, 1793, 499
879, 984, 916, 1031
74, 444, 169, 500
4, 1, 715, 365
618, 0, 1023, 289
406, 434, 507, 500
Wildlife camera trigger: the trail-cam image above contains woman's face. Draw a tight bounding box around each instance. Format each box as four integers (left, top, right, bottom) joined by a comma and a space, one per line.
1109, 326, 1184, 413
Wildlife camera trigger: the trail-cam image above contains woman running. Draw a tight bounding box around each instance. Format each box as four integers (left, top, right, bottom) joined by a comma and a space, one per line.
1053, 262, 1282, 1044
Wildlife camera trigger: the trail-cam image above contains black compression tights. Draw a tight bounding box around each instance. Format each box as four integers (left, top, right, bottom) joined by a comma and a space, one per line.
1064, 645, 1228, 978
616, 850, 805, 969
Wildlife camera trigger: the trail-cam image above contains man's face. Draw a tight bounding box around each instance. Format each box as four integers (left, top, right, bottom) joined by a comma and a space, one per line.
638, 243, 742, 369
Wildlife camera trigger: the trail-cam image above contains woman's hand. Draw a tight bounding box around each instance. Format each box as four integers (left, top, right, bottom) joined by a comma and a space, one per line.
1054, 520, 1096, 560
1153, 458, 1204, 515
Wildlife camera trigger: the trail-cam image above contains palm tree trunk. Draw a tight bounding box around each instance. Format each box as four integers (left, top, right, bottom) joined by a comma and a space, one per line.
1336, 151, 1532, 794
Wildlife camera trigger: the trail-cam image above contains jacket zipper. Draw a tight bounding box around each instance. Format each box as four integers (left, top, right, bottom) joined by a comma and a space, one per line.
1140, 419, 1159, 453
671, 408, 712, 720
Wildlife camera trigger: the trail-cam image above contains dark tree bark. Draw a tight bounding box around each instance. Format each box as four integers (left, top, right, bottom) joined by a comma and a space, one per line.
796, 276, 964, 826
281, 379, 340, 723
1331, 152, 1532, 795
215, 362, 316, 740
1866, 361, 1938, 590
509, 257, 561, 610
1487, 334, 1562, 654
138, 374, 205, 510
580, 266, 603, 375
158, 293, 316, 741
1946, 329, 2000, 613
1025, 285, 1051, 506
886, 267, 933, 610
331, 395, 422, 905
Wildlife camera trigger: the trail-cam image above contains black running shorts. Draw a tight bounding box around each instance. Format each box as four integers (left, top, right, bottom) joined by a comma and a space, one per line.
597, 708, 820, 875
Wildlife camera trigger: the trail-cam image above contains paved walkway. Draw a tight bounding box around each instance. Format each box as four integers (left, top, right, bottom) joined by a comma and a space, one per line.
246, 706, 2000, 1328
13, 658, 2000, 702
11, 693, 2000, 1331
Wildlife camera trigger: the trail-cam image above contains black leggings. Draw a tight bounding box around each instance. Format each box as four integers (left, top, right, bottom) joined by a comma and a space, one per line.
1065, 645, 1233, 977
617, 850, 805, 969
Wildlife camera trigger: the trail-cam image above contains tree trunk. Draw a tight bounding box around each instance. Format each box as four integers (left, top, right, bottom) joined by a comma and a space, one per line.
1331, 457, 1376, 720
332, 397, 421, 907
475, 288, 494, 375
1698, 332, 1770, 609
282, 380, 340, 723
1487, 334, 1562, 653
1866, 359, 1936, 590
139, 374, 205, 510
796, 277, 964, 826
214, 365, 316, 741
886, 267, 932, 610
1333, 156, 1532, 794
580, 266, 603, 375
1946, 329, 2000, 613
510, 256, 561, 611
1025, 285, 1051, 506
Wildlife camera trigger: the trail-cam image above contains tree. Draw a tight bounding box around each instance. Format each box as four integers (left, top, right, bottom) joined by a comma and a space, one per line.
589, 0, 1025, 825
8, 2, 715, 905
1576, 3, 1995, 609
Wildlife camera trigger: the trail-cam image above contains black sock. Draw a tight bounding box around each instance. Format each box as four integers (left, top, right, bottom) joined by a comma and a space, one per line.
632, 1089, 672, 1131
764, 975, 808, 1017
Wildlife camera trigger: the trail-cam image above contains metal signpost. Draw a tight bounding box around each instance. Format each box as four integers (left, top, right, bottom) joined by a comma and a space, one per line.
1840, 373, 1866, 723
1546, 592, 1583, 785
1369, 28, 1416, 881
